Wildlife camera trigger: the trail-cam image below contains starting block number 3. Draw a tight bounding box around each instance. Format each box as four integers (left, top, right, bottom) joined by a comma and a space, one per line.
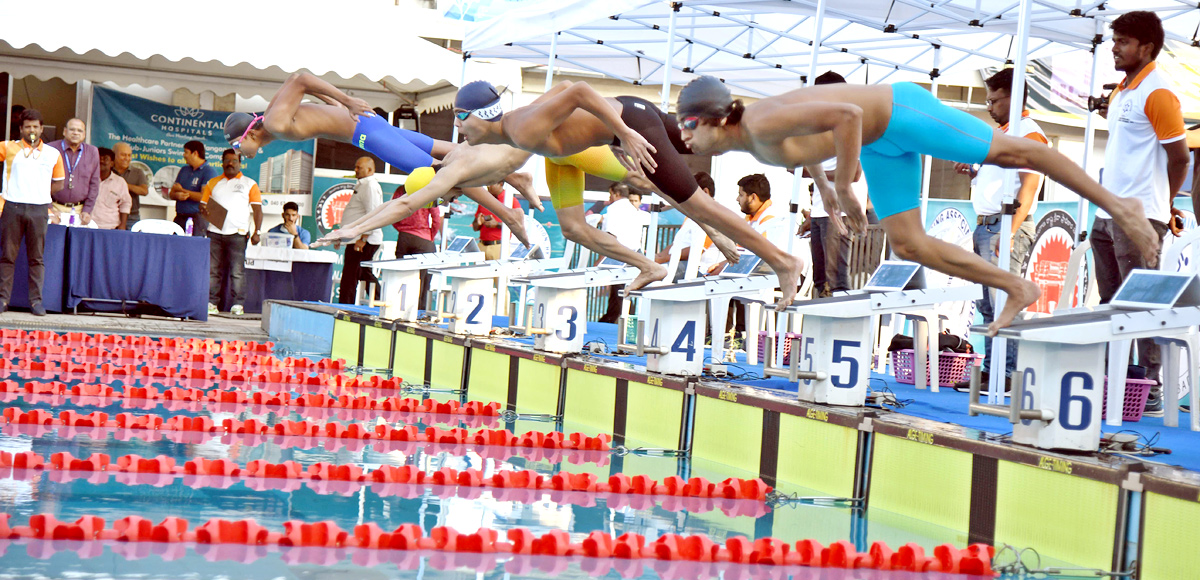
799, 337, 862, 389
536, 304, 580, 341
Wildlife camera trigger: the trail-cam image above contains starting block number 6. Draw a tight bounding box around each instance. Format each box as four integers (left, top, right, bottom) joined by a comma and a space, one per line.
1020, 368, 1094, 431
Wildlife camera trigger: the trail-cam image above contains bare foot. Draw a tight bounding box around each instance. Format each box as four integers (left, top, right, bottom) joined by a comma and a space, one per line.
504, 172, 543, 211
503, 207, 532, 248
987, 279, 1040, 336
1112, 198, 1162, 267
624, 263, 669, 295
772, 254, 805, 311
710, 232, 740, 263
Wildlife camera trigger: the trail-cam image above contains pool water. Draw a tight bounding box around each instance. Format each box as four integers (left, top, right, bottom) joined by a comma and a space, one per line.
0, 340, 1069, 579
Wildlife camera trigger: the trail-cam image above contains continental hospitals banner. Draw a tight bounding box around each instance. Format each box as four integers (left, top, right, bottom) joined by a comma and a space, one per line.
90, 86, 317, 209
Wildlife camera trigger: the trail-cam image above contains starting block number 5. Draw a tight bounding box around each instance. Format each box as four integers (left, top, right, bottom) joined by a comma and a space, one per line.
799, 337, 862, 389
649, 320, 697, 361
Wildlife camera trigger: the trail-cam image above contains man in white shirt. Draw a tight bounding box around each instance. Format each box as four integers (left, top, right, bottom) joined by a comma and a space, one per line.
655, 171, 723, 280
1094, 11, 1190, 415
338, 156, 384, 304
0, 109, 65, 316
200, 149, 263, 316
599, 183, 649, 323
953, 67, 1049, 388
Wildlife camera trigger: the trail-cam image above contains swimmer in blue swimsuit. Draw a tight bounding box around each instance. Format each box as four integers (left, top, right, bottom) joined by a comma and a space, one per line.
674, 75, 1160, 334
222, 73, 539, 245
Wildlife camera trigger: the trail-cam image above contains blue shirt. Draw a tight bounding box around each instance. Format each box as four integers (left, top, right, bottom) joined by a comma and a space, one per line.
268, 223, 311, 246
173, 162, 220, 215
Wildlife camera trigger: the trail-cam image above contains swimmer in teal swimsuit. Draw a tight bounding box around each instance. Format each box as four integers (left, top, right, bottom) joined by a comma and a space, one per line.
674, 75, 1160, 334
222, 73, 539, 245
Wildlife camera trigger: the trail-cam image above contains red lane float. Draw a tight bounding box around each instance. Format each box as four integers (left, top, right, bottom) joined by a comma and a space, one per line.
0, 380, 497, 417
0, 409, 609, 451
0, 512, 995, 575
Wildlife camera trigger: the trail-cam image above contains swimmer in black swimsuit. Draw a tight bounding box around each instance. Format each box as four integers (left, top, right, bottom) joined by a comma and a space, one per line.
455, 80, 804, 305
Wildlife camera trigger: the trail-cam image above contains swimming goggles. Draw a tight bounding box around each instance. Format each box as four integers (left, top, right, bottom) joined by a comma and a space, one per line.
679, 116, 701, 131
231, 114, 264, 151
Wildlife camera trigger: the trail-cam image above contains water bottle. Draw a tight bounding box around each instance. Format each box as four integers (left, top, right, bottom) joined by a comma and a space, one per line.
68, 213, 76, 226
186, 218, 194, 236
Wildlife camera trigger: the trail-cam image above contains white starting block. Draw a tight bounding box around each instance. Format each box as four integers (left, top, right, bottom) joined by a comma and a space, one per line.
767, 262, 982, 406
970, 270, 1200, 451
433, 254, 565, 336
618, 255, 780, 376
362, 236, 485, 321
510, 266, 641, 353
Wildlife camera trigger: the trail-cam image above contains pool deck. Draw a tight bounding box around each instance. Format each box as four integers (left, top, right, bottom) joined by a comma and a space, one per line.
0, 310, 268, 342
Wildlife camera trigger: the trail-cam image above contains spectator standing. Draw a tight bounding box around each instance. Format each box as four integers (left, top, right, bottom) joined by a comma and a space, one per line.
91, 148, 131, 230
170, 141, 219, 236
201, 149, 262, 316
267, 201, 311, 249
598, 183, 649, 324
1094, 11, 1189, 416
472, 182, 518, 260
655, 171, 723, 279
337, 156, 383, 304
392, 182, 442, 310
47, 118, 99, 226
952, 67, 1048, 389
0, 109, 64, 316
112, 142, 148, 228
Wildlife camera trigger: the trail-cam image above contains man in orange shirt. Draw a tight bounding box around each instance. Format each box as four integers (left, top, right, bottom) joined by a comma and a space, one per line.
0, 109, 65, 316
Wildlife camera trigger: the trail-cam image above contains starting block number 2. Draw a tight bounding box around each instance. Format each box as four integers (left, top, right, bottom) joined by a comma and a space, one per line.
799, 337, 862, 389
649, 320, 697, 361
452, 292, 486, 325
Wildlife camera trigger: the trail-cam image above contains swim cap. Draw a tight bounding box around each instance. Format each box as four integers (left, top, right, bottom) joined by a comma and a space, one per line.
676, 76, 733, 119
405, 166, 437, 193
455, 80, 504, 121
223, 112, 259, 143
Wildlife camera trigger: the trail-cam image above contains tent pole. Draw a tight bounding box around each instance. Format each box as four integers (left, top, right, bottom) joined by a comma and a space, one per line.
918, 45, 941, 222
987, 0, 1034, 404
660, 4, 679, 112
806, 0, 827, 86
1077, 19, 1103, 244
450, 55, 468, 145
545, 32, 559, 93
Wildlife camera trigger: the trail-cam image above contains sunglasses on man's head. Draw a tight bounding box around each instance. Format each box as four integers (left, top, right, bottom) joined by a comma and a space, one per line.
679, 116, 701, 131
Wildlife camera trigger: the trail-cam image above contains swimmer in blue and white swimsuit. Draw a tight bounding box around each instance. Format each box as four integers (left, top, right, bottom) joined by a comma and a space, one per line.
674, 75, 1159, 334
222, 72, 540, 244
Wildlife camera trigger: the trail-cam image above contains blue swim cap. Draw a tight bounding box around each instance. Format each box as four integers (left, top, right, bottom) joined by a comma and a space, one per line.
455, 80, 504, 121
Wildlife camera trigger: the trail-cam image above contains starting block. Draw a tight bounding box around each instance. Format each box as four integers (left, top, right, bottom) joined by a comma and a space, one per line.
970, 269, 1200, 451
511, 266, 641, 353
362, 236, 485, 321
768, 262, 981, 406
433, 254, 565, 336
618, 255, 780, 376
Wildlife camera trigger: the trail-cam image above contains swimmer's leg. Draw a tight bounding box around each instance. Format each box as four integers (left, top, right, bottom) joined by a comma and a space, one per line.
461, 186, 530, 248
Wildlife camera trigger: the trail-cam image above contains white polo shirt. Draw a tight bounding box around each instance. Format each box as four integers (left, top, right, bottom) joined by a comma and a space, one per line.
812, 158, 869, 219
972, 111, 1048, 217
1097, 62, 1186, 223
1, 140, 65, 205
201, 172, 262, 236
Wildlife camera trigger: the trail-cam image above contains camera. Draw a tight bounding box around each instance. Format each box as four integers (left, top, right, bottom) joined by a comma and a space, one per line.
1087, 83, 1119, 112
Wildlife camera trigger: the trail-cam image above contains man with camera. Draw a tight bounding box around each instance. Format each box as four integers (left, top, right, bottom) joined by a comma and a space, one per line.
1094, 11, 1190, 416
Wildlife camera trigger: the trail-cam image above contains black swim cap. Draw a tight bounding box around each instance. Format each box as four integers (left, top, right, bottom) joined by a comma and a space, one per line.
455, 80, 504, 121
676, 76, 733, 119
223, 112, 258, 143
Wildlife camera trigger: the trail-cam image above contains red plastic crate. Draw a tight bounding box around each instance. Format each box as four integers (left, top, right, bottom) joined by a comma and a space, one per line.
891, 349, 982, 387
1102, 377, 1155, 422
757, 332, 801, 365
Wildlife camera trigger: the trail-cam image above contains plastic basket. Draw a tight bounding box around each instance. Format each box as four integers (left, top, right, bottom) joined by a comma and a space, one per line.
891, 349, 983, 387
1102, 377, 1155, 422
757, 331, 801, 365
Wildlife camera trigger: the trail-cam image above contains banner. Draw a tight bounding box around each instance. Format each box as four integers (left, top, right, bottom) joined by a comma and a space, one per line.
90, 86, 316, 203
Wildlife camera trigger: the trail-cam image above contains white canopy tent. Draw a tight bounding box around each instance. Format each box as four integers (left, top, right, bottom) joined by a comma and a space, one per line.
0, 0, 483, 113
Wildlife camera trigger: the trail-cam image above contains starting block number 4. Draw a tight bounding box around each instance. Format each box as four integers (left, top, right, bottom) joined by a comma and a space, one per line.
650, 319, 698, 362
796, 316, 872, 406
644, 300, 706, 376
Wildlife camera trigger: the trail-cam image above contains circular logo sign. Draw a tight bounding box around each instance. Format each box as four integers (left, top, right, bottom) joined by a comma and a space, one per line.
520, 214, 553, 258
315, 183, 356, 234
927, 208, 976, 336
1025, 209, 1084, 314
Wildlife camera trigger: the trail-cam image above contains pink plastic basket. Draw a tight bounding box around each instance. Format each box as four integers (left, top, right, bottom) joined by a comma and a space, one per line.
757, 331, 801, 365
1102, 377, 1155, 422
891, 349, 983, 387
